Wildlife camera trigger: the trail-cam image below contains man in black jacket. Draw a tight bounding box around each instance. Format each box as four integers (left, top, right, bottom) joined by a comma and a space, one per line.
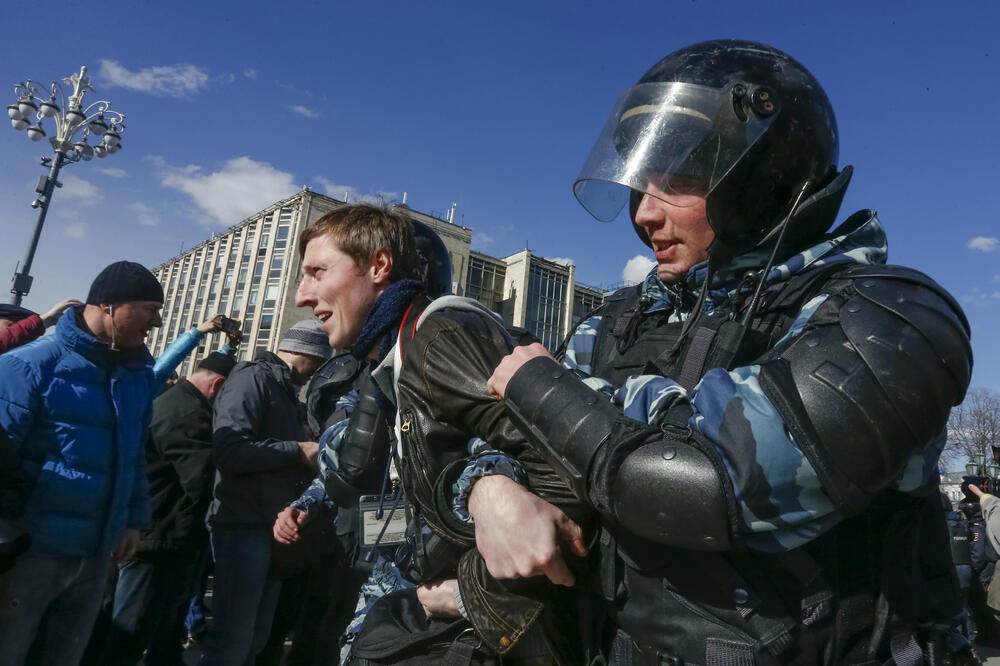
200, 321, 331, 666
295, 204, 589, 664
99, 352, 235, 666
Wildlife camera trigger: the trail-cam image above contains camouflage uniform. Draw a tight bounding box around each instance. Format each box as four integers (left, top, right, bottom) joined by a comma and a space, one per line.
460, 211, 974, 663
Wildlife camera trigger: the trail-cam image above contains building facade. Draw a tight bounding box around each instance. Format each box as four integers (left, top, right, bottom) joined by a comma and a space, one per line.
148, 190, 604, 379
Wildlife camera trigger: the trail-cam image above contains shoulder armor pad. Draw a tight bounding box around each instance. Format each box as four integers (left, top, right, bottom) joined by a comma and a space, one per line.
760, 265, 972, 507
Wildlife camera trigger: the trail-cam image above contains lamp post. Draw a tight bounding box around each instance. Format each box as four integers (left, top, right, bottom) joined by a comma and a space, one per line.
7, 66, 125, 305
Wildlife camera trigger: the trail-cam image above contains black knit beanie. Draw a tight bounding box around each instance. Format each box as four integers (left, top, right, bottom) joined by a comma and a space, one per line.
198, 352, 237, 377
86, 261, 164, 305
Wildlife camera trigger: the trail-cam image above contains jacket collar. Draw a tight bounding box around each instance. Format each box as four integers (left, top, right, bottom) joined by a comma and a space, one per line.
174, 377, 212, 410
254, 350, 297, 389
56, 304, 153, 369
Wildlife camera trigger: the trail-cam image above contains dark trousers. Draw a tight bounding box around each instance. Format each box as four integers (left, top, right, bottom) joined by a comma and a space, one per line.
99, 548, 208, 666
0, 553, 110, 666
200, 526, 281, 666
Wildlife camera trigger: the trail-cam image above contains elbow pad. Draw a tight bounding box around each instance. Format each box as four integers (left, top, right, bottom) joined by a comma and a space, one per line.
609, 438, 733, 550
324, 373, 391, 507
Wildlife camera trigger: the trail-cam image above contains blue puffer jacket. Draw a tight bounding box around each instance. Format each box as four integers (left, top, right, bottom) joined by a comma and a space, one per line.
0, 306, 154, 556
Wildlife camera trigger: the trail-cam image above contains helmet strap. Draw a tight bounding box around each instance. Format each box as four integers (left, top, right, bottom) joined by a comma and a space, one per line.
740, 180, 813, 327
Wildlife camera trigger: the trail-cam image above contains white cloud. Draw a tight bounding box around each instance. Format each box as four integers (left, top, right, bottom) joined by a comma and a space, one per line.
473, 232, 495, 249
314, 177, 397, 205
290, 105, 320, 118
128, 202, 160, 227
961, 287, 1000, 304
65, 223, 86, 239
99, 59, 209, 97
99, 167, 127, 178
160, 156, 298, 226
59, 173, 102, 205
993, 274, 1000, 282
623, 254, 656, 284
967, 236, 999, 252
244, 68, 258, 79
549, 257, 575, 267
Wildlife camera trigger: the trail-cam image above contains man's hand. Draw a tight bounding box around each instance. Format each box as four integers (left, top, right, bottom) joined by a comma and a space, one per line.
468, 475, 587, 586
297, 441, 320, 471
197, 313, 225, 334
41, 299, 82, 327
970, 484, 986, 499
487, 343, 555, 399
112, 529, 140, 562
274, 506, 310, 544
416, 579, 461, 618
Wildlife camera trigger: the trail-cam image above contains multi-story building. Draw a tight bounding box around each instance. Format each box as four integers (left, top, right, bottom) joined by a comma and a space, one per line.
148, 190, 605, 378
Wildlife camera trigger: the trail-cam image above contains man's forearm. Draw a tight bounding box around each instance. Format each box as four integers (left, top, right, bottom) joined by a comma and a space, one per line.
211, 434, 303, 474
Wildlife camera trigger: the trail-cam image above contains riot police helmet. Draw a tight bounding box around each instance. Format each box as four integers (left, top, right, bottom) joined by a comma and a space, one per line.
574, 39, 840, 260
408, 217, 453, 298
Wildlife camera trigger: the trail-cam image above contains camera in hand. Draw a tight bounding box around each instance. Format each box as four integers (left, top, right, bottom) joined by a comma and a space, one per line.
219, 316, 241, 335
961, 475, 998, 502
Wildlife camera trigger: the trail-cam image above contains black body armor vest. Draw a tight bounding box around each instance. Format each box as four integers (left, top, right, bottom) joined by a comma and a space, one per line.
581, 264, 965, 665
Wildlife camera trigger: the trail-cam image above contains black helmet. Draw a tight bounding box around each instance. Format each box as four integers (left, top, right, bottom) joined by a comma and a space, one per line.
408, 218, 453, 298
575, 39, 841, 260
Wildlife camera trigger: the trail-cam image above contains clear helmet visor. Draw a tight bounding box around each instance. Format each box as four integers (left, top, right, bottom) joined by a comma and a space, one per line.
573, 81, 776, 221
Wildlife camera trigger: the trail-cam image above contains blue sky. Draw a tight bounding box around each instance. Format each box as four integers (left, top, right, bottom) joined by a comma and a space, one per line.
2, 0, 998, 392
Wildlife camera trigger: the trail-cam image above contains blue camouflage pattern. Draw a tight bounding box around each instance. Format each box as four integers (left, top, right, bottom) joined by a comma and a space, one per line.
450, 438, 527, 523
340, 555, 415, 664
290, 389, 358, 515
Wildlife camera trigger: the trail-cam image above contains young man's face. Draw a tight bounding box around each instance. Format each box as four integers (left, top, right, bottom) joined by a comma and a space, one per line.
296, 235, 383, 350
110, 301, 163, 347
632, 179, 715, 283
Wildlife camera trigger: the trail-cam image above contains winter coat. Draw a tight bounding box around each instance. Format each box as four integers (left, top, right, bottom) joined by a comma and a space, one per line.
138, 378, 216, 553
0, 306, 153, 556
209, 351, 313, 528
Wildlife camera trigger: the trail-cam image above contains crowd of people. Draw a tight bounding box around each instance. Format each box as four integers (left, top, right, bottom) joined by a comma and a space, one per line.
0, 39, 980, 666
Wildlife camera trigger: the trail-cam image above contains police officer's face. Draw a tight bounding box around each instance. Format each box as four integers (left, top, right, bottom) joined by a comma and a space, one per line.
632, 179, 714, 283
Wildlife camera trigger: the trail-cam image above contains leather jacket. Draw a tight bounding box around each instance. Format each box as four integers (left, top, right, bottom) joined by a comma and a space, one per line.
392, 296, 596, 661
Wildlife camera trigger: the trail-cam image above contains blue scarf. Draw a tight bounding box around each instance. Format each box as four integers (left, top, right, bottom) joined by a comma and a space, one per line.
349, 278, 424, 361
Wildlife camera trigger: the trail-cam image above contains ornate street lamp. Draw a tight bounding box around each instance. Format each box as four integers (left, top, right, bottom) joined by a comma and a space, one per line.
7, 66, 126, 305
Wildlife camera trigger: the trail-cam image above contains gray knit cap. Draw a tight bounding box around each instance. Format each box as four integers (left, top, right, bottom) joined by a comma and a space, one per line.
277, 320, 332, 360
